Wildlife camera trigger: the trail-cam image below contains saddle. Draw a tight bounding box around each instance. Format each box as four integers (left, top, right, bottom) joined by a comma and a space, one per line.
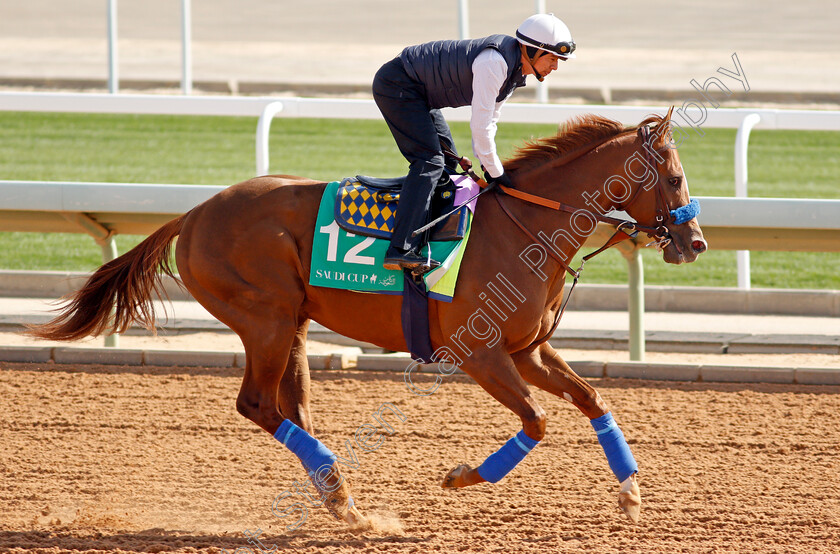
334, 174, 470, 242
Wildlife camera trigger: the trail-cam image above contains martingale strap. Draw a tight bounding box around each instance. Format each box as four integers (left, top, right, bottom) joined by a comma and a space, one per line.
490, 183, 645, 279
493, 192, 578, 276
457, 123, 700, 349
580, 226, 639, 263
472, 163, 651, 348
492, 192, 640, 347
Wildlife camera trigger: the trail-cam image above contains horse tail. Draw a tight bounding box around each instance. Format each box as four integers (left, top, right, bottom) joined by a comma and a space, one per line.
26, 213, 188, 341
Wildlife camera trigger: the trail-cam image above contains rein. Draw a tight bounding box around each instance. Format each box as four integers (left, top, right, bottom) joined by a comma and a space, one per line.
464, 125, 671, 279
491, 190, 637, 346
451, 124, 677, 347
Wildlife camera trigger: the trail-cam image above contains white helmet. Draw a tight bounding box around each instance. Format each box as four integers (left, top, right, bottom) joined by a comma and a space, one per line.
516, 13, 576, 59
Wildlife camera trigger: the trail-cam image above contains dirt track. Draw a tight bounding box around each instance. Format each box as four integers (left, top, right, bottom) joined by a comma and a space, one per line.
2, 361, 839, 553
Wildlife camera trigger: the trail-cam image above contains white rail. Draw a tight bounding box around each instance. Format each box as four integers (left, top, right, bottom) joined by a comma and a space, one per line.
3, 91, 840, 292
3, 179, 839, 357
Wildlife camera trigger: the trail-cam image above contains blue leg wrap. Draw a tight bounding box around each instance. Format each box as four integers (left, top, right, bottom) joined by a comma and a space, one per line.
591, 412, 638, 482
274, 419, 336, 476
476, 429, 540, 484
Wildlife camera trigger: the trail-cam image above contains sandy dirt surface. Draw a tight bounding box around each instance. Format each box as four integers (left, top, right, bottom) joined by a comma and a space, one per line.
1, 361, 839, 553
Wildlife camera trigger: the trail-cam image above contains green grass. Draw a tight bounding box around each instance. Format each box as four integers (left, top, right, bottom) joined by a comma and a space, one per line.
1, 112, 838, 288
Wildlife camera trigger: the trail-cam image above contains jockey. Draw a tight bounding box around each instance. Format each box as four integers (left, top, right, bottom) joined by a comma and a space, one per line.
374, 13, 576, 272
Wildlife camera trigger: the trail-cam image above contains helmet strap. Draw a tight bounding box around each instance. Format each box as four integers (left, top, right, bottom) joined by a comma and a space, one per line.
519, 44, 546, 82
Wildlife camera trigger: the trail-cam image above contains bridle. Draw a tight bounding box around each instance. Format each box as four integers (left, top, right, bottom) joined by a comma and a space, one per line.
457, 123, 690, 346
480, 123, 677, 279
618, 124, 674, 252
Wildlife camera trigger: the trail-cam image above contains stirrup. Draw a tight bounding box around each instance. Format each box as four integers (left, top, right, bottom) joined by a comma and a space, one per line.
409, 259, 441, 277
383, 248, 440, 273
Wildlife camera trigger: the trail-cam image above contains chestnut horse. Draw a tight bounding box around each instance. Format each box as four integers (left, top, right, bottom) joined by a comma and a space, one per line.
29, 110, 706, 527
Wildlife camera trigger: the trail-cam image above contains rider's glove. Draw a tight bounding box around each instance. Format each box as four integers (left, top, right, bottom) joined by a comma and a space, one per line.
485, 171, 514, 189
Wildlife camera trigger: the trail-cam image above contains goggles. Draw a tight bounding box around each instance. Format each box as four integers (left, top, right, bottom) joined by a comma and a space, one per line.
516, 31, 576, 57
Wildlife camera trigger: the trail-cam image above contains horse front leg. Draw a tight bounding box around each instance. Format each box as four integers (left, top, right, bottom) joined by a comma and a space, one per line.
441, 350, 546, 489
512, 342, 641, 523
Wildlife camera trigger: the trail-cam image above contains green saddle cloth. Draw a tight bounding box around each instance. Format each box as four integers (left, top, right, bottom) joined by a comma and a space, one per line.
309, 181, 472, 301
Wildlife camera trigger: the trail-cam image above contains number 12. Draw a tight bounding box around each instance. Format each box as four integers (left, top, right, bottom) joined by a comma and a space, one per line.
319, 221, 376, 266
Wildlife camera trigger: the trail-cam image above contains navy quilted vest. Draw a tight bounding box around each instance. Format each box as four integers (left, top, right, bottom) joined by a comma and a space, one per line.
399, 34, 526, 109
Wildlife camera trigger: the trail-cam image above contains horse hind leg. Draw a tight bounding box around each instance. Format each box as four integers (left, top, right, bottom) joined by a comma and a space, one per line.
233, 319, 367, 530
512, 343, 641, 523
178, 222, 367, 528
272, 321, 368, 529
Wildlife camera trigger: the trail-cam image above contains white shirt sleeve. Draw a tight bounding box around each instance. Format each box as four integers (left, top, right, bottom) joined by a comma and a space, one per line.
470, 48, 509, 178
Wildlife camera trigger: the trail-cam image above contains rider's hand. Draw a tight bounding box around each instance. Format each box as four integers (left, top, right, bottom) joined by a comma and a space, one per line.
485, 171, 514, 189
445, 152, 473, 173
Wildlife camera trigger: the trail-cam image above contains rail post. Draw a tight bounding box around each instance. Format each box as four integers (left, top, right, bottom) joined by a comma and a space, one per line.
100, 236, 120, 348
534, 0, 549, 104
107, 0, 119, 94
181, 0, 193, 95
457, 0, 469, 39
617, 244, 645, 361
256, 101, 285, 176
734, 113, 761, 289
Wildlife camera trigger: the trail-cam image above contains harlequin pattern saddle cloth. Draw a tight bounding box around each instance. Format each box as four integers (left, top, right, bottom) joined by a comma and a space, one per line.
334, 175, 470, 241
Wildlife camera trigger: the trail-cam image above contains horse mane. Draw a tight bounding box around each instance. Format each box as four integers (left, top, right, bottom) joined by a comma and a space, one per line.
504, 113, 666, 173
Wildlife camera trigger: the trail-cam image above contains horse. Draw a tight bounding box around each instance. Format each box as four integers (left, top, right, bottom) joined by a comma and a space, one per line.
28, 108, 707, 528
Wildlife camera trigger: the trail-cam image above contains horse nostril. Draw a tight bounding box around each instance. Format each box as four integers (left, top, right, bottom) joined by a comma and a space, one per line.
692, 239, 707, 254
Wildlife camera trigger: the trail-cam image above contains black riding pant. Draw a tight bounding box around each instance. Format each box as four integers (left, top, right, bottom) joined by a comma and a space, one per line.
372, 57, 458, 253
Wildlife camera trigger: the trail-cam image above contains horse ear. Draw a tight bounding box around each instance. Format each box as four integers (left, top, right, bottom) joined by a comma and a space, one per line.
651, 107, 676, 149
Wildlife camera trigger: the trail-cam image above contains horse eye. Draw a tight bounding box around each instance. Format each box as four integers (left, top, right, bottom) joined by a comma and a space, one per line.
668, 176, 682, 188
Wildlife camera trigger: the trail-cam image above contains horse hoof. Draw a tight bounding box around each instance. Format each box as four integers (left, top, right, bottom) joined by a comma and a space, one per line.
442, 463, 472, 488
343, 504, 371, 531
618, 473, 641, 523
